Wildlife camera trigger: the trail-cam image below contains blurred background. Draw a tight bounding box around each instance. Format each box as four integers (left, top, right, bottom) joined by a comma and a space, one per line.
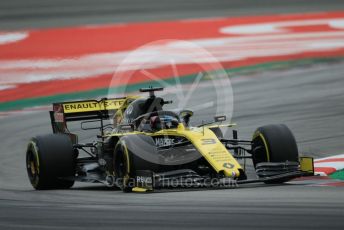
0, 0, 343, 29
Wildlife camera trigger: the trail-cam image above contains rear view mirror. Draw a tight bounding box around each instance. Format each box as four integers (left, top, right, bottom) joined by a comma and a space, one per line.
179, 110, 193, 118
214, 115, 226, 122
179, 110, 193, 126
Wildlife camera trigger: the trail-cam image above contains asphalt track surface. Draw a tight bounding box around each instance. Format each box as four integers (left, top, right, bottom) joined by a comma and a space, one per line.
1, 1, 344, 230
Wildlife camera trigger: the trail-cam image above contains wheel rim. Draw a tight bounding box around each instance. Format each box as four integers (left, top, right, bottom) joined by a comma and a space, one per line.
26, 147, 39, 187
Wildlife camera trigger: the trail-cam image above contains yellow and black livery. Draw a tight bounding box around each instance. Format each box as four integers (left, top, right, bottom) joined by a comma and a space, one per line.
26, 87, 314, 192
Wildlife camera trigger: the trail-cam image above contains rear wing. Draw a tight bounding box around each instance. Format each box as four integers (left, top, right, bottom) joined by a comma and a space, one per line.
49, 98, 126, 134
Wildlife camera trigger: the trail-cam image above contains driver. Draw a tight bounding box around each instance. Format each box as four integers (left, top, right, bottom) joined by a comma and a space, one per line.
150, 115, 179, 131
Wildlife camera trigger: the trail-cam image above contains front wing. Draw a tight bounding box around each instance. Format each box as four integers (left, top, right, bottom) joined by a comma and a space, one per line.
131, 157, 314, 192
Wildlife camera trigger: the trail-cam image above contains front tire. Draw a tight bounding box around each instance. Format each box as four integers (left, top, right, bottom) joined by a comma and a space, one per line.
113, 140, 134, 192
251, 124, 299, 183
26, 134, 75, 190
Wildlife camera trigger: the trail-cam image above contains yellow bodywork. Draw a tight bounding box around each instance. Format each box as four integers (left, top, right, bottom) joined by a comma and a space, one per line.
107, 123, 242, 178
132, 187, 148, 192
299, 157, 314, 173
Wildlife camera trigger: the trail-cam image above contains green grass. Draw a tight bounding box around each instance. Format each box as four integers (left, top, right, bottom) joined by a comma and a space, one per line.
330, 169, 344, 180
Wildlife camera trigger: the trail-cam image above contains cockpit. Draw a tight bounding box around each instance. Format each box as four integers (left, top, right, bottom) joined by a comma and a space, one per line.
134, 111, 180, 132
116, 87, 193, 132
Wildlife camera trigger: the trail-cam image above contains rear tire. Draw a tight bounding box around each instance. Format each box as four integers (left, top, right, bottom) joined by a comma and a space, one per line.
26, 134, 75, 190
251, 124, 299, 183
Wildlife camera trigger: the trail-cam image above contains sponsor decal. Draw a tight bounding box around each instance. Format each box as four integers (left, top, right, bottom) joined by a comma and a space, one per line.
154, 136, 187, 147
201, 138, 216, 145
136, 176, 153, 184
223, 162, 235, 169
155, 137, 176, 147
62, 99, 125, 113
53, 112, 64, 123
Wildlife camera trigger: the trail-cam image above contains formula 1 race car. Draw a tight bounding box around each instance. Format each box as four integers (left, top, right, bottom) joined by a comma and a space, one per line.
26, 87, 314, 192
